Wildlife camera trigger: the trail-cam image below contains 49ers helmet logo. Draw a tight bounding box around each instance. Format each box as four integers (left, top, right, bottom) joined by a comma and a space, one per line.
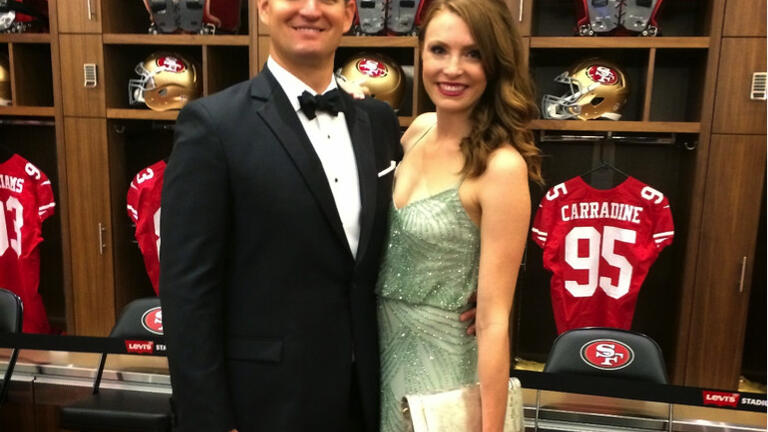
141, 307, 163, 335
581, 339, 634, 370
156, 56, 186, 73
356, 58, 388, 78
586, 65, 618, 85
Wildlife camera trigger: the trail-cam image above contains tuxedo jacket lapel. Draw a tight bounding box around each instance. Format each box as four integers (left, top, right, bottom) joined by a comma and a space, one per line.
251, 70, 352, 257
340, 92, 377, 265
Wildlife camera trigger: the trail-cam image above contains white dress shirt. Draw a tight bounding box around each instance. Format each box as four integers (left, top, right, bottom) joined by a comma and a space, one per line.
267, 57, 362, 257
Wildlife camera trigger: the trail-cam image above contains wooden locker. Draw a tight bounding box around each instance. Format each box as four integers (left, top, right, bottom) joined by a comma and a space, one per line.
723, 0, 767, 37
64, 117, 115, 336
683, 134, 766, 389
57, 0, 102, 33
712, 37, 767, 135
58, 34, 106, 117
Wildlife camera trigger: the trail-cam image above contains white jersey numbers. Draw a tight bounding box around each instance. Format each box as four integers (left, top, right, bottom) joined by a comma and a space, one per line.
640, 186, 664, 204
563, 225, 636, 299
0, 197, 24, 257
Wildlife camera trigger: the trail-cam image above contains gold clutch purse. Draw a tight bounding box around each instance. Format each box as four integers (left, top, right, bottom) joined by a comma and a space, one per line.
401, 377, 524, 432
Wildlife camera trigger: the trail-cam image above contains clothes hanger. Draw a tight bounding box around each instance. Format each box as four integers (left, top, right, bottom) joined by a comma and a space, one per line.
580, 159, 630, 179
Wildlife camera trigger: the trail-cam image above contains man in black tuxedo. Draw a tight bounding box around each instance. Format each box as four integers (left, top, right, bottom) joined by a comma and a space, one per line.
159, 1, 402, 431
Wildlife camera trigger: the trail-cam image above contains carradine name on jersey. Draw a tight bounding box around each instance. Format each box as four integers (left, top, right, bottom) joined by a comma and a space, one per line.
560, 201, 643, 224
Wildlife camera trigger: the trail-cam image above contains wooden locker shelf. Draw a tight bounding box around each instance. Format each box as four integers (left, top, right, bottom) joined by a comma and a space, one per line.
0, 106, 55, 116
102, 34, 250, 46
530, 36, 711, 49
529, 120, 701, 133
339, 36, 419, 48
0, 33, 50, 43
107, 108, 179, 121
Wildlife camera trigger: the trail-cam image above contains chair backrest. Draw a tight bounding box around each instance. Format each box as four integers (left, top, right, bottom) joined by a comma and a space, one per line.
0, 288, 22, 406
544, 327, 668, 384
109, 297, 163, 339
92, 297, 163, 394
0, 288, 22, 334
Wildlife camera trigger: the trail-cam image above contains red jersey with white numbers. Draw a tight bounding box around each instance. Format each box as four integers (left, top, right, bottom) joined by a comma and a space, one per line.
531, 176, 674, 334
126, 160, 165, 295
0, 154, 55, 334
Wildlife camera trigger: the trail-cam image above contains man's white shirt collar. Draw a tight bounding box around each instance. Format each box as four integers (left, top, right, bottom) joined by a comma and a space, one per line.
267, 56, 338, 114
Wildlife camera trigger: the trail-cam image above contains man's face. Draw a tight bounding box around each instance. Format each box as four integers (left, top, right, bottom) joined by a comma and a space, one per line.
258, 0, 355, 67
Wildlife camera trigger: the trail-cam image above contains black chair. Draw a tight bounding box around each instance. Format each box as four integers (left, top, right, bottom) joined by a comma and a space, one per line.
543, 327, 668, 383
535, 327, 670, 431
0, 288, 22, 408
59, 297, 172, 432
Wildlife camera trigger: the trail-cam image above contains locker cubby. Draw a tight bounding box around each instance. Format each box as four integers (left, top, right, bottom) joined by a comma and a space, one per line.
205, 45, 251, 95
107, 119, 174, 310
103, 44, 203, 110
530, 48, 648, 122
517, 133, 698, 363
649, 49, 707, 122
0, 122, 65, 332
334, 46, 416, 118
531, 0, 715, 37
102, 0, 251, 35
10, 43, 53, 107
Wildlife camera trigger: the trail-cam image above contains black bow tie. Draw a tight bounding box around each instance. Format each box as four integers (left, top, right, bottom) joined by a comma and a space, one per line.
298, 89, 342, 120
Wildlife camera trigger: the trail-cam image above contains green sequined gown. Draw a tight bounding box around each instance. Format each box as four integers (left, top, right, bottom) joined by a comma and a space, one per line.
376, 186, 481, 432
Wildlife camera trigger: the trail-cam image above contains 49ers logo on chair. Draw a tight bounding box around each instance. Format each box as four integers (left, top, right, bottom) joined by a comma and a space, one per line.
586, 65, 619, 85
580, 339, 634, 370
141, 307, 163, 335
156, 56, 186, 73
356, 58, 388, 78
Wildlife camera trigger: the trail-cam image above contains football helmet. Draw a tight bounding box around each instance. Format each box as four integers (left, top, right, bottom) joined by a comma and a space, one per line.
0, 0, 48, 33
576, 0, 663, 36
339, 53, 405, 110
128, 52, 201, 111
0, 55, 10, 106
541, 59, 629, 121
141, 0, 240, 34
386, 0, 426, 34
354, 0, 386, 34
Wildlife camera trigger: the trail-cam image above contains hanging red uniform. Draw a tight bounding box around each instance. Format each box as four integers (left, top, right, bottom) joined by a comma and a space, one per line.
0, 154, 55, 333
126, 160, 166, 295
532, 176, 674, 334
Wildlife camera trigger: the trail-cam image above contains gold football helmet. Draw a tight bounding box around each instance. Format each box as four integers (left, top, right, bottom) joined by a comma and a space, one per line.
129, 52, 200, 111
339, 53, 405, 110
0, 55, 10, 106
542, 59, 629, 121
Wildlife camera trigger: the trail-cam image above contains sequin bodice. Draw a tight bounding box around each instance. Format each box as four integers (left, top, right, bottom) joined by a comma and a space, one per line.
376, 187, 480, 432
376, 187, 480, 310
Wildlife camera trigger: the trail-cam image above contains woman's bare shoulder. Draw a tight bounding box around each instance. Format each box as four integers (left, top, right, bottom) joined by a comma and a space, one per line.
484, 145, 527, 179
401, 112, 437, 151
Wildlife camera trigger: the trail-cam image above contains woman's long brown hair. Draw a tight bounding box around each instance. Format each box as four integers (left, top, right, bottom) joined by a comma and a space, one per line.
419, 0, 543, 184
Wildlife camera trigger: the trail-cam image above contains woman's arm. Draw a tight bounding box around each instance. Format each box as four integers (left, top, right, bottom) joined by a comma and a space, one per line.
475, 146, 531, 432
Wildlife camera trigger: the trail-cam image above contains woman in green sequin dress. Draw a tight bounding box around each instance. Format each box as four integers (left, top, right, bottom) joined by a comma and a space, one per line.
375, 1, 544, 431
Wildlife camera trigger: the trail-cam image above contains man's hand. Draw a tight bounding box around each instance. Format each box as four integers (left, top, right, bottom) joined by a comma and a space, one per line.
460, 291, 477, 335
336, 73, 371, 100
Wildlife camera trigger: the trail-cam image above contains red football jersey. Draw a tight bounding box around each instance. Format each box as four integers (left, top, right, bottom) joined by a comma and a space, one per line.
126, 160, 165, 295
0, 154, 55, 334
531, 176, 674, 334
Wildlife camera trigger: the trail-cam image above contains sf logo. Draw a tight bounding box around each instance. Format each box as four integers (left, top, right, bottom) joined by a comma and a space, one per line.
357, 59, 387, 78
594, 343, 624, 366
588, 65, 618, 85
581, 339, 633, 370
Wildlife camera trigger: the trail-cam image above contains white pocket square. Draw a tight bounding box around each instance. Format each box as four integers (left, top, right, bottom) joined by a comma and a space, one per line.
377, 160, 396, 178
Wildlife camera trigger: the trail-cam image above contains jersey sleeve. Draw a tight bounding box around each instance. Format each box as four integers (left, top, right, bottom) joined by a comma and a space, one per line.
126, 179, 140, 224
531, 182, 565, 248
651, 195, 674, 250
35, 168, 55, 222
